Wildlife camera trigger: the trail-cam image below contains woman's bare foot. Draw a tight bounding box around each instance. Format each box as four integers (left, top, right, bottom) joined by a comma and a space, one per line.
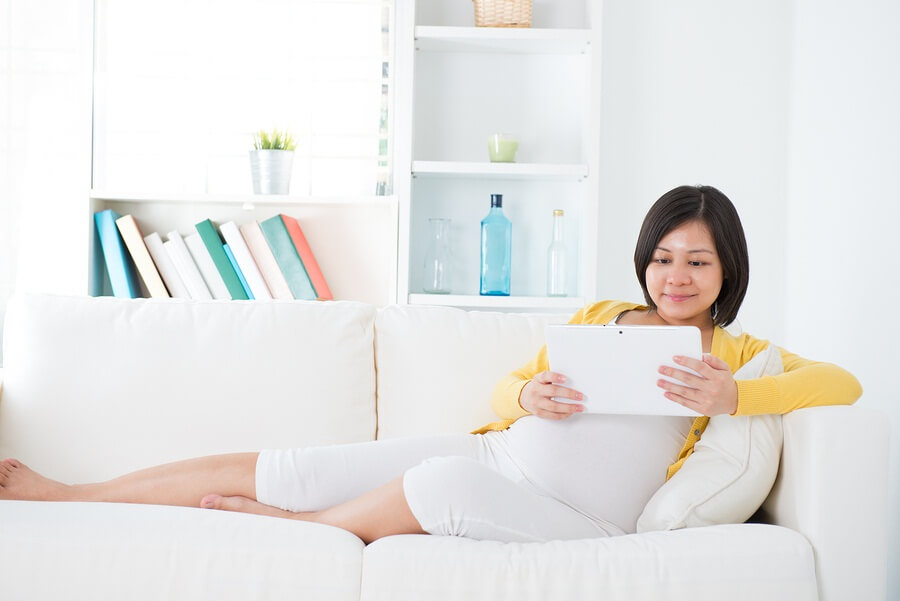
0, 459, 72, 501
199, 493, 311, 521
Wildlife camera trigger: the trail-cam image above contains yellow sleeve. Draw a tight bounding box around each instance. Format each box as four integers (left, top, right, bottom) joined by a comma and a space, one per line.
732, 338, 863, 416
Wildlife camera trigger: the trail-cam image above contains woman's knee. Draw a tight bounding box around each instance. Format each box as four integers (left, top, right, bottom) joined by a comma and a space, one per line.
402, 456, 495, 537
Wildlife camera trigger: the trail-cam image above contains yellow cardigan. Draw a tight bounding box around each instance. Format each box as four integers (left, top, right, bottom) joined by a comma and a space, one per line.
472, 300, 863, 479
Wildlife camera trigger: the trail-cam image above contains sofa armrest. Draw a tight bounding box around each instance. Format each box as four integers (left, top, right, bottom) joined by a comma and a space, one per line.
761, 405, 889, 601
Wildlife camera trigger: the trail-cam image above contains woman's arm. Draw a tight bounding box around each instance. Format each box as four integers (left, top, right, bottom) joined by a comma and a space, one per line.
490, 305, 590, 421
733, 348, 862, 416
657, 332, 863, 417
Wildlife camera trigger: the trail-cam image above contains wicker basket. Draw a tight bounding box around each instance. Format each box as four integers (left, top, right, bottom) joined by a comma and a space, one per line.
473, 0, 532, 28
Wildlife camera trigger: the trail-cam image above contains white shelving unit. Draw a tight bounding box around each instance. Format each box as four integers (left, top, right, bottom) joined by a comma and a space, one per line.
395, 0, 602, 312
88, 192, 399, 306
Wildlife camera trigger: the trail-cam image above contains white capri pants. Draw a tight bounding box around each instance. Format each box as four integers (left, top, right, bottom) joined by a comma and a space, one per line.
256, 432, 618, 543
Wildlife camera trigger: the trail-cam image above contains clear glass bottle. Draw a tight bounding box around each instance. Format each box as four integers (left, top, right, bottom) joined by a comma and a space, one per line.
547, 209, 568, 297
423, 217, 452, 294
480, 194, 512, 296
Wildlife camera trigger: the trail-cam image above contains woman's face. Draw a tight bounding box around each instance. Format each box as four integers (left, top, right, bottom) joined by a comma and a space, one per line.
645, 219, 724, 328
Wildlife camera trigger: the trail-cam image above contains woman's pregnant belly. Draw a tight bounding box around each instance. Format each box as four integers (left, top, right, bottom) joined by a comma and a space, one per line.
501, 413, 692, 534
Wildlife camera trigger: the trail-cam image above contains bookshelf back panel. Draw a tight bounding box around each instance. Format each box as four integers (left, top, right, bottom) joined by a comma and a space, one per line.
89, 197, 398, 306
413, 52, 587, 163
408, 178, 582, 298
415, 0, 588, 28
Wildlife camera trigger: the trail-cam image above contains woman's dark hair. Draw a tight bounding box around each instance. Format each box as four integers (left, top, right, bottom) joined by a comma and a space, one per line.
633, 185, 749, 327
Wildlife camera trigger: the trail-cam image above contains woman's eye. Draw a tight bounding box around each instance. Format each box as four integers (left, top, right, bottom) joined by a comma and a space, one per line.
689, 261, 705, 267
653, 258, 670, 264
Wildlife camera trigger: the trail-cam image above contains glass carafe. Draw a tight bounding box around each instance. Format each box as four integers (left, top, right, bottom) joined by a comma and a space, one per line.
423, 218, 452, 294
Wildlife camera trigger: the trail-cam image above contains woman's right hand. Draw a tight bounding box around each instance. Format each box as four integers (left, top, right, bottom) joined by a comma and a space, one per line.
519, 371, 585, 420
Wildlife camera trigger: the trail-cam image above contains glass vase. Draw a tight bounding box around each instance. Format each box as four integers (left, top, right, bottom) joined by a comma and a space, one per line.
423, 218, 452, 294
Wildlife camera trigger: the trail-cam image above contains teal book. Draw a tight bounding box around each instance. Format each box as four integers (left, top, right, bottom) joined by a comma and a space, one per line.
94, 209, 140, 298
194, 219, 249, 300
223, 243, 254, 300
259, 215, 317, 300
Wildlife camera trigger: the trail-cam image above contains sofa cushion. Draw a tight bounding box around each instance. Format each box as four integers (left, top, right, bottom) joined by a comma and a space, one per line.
374, 305, 569, 438
0, 294, 377, 483
360, 524, 816, 601
0, 500, 363, 601
636, 345, 784, 531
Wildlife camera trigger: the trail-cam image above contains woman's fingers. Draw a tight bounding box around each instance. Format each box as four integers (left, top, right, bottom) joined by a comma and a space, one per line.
656, 353, 738, 416
533, 397, 583, 419
522, 373, 584, 420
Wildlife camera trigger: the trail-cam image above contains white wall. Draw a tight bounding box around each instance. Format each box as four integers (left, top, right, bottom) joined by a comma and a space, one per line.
600, 0, 900, 596
785, 0, 900, 595
0, 0, 93, 365
597, 0, 792, 343
5, 0, 93, 298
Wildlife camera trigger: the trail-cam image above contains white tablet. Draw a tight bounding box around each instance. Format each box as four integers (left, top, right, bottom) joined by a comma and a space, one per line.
544, 323, 703, 416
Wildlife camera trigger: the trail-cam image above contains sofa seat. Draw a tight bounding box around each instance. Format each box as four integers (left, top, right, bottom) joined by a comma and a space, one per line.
0, 499, 364, 601
359, 524, 817, 601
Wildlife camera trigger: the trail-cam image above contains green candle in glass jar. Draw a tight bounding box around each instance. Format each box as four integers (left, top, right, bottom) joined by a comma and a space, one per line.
488, 134, 519, 162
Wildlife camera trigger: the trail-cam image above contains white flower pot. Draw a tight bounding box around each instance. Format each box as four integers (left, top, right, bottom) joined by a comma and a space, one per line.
249, 149, 294, 195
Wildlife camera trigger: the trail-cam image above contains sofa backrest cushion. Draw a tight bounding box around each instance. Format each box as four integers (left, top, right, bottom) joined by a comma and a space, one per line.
374, 305, 570, 438
0, 294, 377, 483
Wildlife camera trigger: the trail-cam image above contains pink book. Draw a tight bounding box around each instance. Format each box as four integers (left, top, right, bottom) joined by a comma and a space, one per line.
280, 214, 333, 300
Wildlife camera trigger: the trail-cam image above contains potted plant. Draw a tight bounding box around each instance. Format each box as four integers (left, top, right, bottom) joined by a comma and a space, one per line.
249, 129, 297, 195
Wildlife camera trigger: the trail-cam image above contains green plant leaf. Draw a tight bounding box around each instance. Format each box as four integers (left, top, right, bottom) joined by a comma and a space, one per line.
252, 128, 296, 150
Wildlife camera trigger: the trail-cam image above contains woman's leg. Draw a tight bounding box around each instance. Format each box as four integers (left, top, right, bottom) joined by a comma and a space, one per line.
202, 475, 424, 544
254, 434, 485, 512
0, 453, 258, 507
402, 456, 619, 542
0, 433, 485, 511
202, 454, 617, 544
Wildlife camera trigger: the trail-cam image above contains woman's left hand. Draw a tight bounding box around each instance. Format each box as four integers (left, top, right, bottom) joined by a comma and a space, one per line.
657, 354, 738, 416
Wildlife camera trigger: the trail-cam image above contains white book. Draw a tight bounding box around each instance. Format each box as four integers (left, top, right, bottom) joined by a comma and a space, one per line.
144, 231, 190, 298
163, 232, 212, 300
184, 232, 231, 300
220, 221, 272, 300
240, 221, 294, 300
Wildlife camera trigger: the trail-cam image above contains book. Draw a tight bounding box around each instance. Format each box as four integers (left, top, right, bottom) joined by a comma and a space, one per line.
240, 221, 294, 300
223, 243, 254, 299
144, 232, 191, 299
114, 214, 170, 298
184, 232, 230, 300
219, 221, 272, 300
94, 209, 141, 298
280, 214, 333, 300
259, 215, 317, 300
194, 219, 249, 300
163, 231, 212, 300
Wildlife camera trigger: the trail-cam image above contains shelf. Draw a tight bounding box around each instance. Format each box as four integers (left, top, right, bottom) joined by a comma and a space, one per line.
409, 293, 585, 311
411, 161, 588, 180
90, 191, 397, 209
415, 26, 591, 55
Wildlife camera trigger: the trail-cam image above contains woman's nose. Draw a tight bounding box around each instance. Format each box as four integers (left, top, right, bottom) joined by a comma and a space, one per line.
666, 265, 691, 284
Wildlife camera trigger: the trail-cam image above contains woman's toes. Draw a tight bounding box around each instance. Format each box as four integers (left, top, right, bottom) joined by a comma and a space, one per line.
200, 494, 294, 519
200, 494, 258, 513
199, 493, 223, 509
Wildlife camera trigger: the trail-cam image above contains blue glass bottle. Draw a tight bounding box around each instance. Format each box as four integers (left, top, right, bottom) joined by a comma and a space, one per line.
480, 194, 512, 296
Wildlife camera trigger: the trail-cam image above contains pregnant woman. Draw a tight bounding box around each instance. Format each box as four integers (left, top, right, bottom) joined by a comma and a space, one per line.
0, 185, 861, 543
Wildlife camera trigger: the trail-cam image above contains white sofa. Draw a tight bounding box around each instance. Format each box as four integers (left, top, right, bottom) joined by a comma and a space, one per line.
0, 293, 889, 601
